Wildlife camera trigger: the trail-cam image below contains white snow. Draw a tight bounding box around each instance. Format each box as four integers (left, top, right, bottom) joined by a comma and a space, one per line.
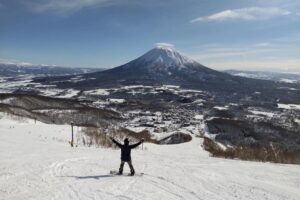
194, 114, 204, 120
84, 89, 110, 96
125, 85, 153, 89
246, 114, 264, 120
232, 72, 269, 79
32, 109, 78, 114
141, 45, 197, 68
233, 72, 253, 78
40, 88, 64, 97
162, 85, 180, 89
108, 98, 126, 104
0, 97, 15, 104
193, 99, 206, 103
180, 89, 204, 93
213, 106, 229, 110
92, 100, 108, 106
64, 76, 88, 83
279, 79, 297, 83
249, 110, 275, 118
1, 114, 300, 200
34, 84, 57, 88
278, 103, 300, 110
278, 87, 300, 91
122, 85, 147, 89
37, 89, 79, 98
125, 126, 147, 133
58, 89, 80, 98
0, 78, 32, 88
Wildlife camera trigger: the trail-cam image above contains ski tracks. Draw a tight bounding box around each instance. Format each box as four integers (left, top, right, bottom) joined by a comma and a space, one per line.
142, 160, 204, 200
47, 157, 89, 199
47, 157, 138, 200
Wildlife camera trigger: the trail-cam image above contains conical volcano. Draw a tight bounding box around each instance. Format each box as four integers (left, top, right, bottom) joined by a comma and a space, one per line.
116, 44, 213, 73
36, 44, 277, 93
77, 44, 226, 88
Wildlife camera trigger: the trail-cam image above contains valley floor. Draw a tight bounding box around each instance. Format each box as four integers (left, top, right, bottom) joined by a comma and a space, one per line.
0, 116, 299, 200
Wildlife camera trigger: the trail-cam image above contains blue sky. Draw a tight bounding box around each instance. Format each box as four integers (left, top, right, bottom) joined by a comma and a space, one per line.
0, 0, 300, 72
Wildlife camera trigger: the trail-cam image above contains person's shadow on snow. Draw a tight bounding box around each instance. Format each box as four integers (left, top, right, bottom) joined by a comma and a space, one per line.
60, 175, 115, 179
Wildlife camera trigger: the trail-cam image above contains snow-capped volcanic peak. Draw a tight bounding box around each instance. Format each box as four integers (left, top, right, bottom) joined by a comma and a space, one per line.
139, 43, 196, 68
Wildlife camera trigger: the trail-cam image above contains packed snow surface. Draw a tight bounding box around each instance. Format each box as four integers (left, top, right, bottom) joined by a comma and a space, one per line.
1, 114, 300, 200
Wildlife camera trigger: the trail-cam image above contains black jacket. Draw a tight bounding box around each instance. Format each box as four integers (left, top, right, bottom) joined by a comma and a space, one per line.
112, 139, 142, 161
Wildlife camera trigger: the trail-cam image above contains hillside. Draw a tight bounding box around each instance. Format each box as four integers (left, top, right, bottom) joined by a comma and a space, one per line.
1, 114, 299, 200
34, 45, 279, 93
0, 63, 101, 77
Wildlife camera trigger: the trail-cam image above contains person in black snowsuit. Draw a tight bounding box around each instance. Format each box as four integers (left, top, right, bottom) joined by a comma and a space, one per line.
110, 137, 144, 175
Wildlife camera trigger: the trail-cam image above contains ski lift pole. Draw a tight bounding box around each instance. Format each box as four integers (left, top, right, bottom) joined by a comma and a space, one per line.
70, 121, 74, 147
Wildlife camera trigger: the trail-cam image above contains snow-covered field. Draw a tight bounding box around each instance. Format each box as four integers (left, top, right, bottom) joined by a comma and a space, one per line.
249, 110, 275, 118
1, 115, 300, 200
278, 103, 300, 110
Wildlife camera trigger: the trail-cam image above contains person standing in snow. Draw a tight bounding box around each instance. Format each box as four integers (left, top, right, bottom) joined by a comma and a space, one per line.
110, 137, 144, 176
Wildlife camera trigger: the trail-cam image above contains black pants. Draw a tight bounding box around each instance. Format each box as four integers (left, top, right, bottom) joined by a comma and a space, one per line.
119, 160, 135, 174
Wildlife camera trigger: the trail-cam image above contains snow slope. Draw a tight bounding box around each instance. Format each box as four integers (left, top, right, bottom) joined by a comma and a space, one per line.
139, 44, 197, 68
0, 115, 300, 200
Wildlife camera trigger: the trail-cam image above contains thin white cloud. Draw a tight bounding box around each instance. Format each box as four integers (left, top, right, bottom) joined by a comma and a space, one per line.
192, 50, 276, 61
155, 43, 175, 48
187, 42, 300, 72
191, 7, 291, 23
190, 47, 278, 60
206, 59, 300, 72
31, 0, 122, 14
255, 42, 271, 47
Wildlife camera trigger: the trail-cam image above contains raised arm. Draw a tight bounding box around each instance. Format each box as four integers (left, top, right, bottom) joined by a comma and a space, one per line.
129, 138, 144, 149
110, 137, 122, 148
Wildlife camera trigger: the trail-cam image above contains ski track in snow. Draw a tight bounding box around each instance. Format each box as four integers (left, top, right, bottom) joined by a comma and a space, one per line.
0, 117, 300, 200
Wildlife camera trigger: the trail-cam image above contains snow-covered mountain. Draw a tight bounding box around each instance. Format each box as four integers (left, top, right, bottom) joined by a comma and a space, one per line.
104, 44, 224, 84
133, 44, 198, 69
35, 45, 277, 94
224, 69, 300, 84
0, 63, 101, 77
